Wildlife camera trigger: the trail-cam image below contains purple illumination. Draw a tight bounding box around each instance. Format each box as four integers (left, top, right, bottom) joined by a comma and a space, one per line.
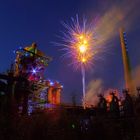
32, 69, 37, 74
31, 67, 38, 74
50, 81, 54, 86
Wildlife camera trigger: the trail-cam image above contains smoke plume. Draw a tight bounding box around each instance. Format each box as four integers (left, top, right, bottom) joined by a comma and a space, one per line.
93, 0, 140, 47
132, 66, 140, 88
85, 79, 103, 107
85, 79, 122, 107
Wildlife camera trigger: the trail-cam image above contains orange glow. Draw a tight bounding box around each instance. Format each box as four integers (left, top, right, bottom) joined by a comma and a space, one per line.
106, 95, 112, 103
79, 45, 87, 53
82, 57, 86, 63
104, 89, 120, 102
79, 35, 84, 39
47, 81, 62, 104
74, 33, 92, 65
83, 40, 87, 44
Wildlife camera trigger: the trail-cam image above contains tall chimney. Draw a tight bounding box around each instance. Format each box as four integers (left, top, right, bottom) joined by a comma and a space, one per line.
119, 28, 135, 96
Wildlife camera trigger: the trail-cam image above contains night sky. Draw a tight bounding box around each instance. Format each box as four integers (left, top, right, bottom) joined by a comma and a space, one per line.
0, 0, 139, 104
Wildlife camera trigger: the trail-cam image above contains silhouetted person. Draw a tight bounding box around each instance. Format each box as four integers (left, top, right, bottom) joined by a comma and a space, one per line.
135, 88, 140, 115
109, 92, 120, 117
123, 91, 134, 117
98, 94, 107, 115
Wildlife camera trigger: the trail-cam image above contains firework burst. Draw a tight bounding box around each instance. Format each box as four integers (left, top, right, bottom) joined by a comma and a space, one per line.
56, 15, 101, 108
55, 15, 100, 70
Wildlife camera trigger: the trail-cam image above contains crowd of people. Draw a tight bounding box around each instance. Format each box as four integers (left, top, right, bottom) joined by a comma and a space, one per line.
96, 90, 140, 118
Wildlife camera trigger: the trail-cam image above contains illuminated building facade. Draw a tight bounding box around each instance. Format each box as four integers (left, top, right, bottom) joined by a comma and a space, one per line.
46, 81, 62, 104
13, 43, 63, 105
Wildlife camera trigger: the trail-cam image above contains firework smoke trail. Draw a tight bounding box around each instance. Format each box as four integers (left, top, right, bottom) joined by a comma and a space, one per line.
81, 64, 85, 107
